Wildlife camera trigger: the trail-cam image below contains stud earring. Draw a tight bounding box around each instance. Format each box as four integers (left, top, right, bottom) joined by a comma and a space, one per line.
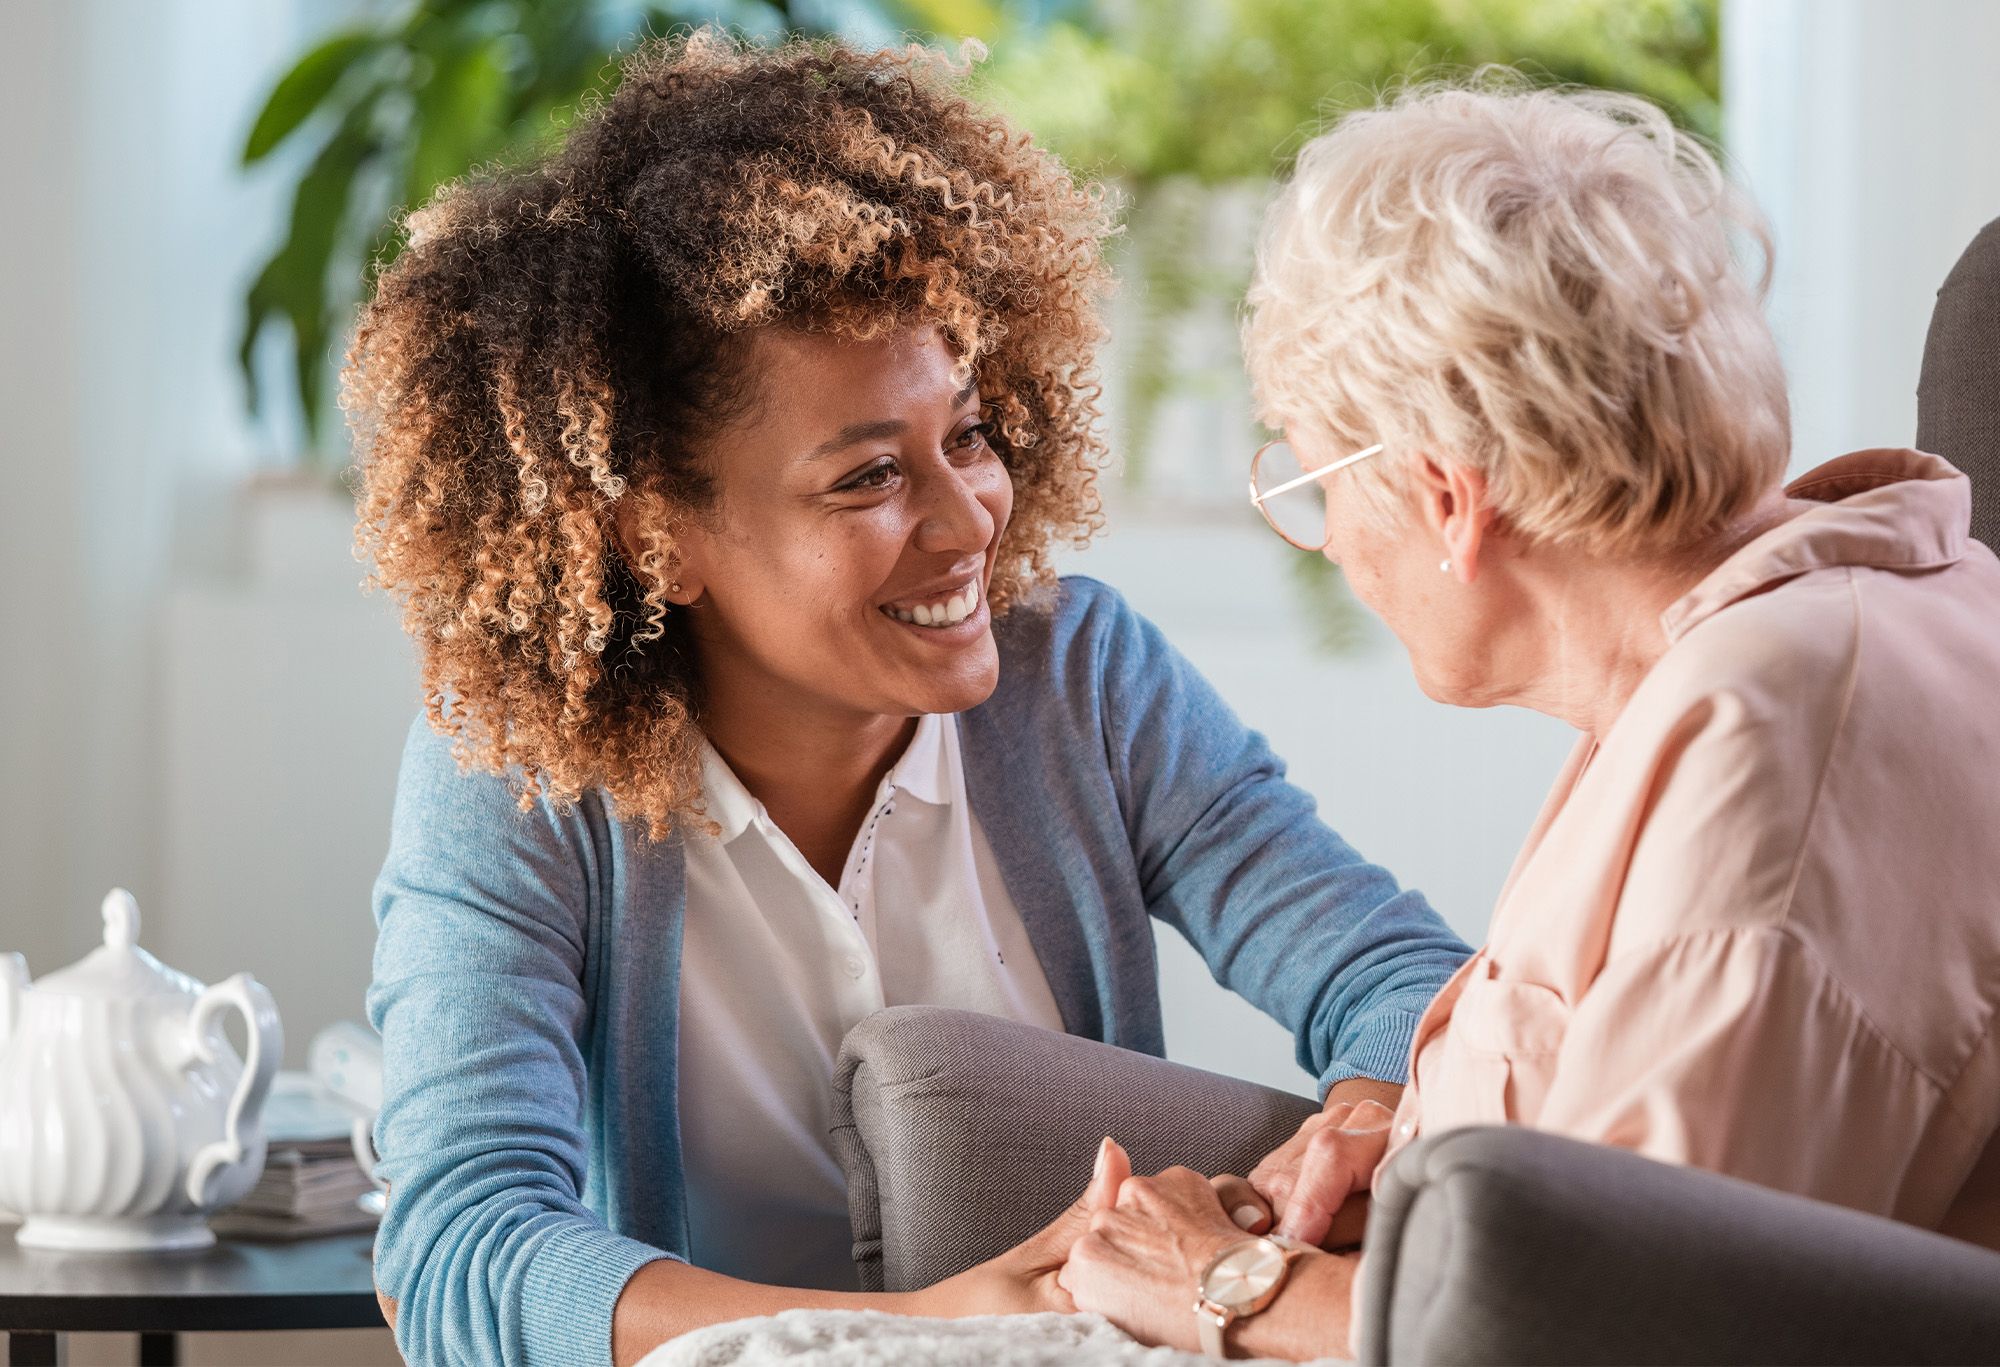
1438, 559, 1451, 574
669, 580, 683, 596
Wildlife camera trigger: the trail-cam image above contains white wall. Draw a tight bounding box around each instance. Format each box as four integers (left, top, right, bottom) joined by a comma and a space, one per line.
0, 0, 361, 1020
1724, 0, 2000, 474
0, 0, 87, 980
155, 494, 418, 1069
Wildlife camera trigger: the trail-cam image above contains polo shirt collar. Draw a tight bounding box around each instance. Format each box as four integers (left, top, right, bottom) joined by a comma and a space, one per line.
696, 742, 762, 844
886, 711, 954, 809
697, 712, 955, 843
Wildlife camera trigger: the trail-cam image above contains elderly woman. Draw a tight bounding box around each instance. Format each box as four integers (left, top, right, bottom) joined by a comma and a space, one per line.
1055, 79, 2000, 1359
350, 31, 1468, 1367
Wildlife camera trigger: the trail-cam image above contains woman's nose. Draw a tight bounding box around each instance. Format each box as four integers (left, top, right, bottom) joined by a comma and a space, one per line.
911, 461, 998, 554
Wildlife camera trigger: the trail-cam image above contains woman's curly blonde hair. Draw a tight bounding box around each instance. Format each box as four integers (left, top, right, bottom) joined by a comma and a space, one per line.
346, 29, 1114, 840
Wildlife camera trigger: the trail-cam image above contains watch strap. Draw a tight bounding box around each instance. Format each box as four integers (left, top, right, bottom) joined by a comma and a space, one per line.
1194, 1299, 1234, 1358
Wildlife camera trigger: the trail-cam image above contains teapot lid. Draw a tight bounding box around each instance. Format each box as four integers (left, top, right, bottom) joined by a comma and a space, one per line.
34, 889, 202, 1001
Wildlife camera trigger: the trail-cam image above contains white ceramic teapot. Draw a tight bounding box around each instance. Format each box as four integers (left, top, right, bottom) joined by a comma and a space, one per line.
0, 889, 282, 1251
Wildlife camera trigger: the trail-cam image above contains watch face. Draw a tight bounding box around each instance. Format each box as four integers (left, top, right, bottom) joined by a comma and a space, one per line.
1201, 1238, 1288, 1312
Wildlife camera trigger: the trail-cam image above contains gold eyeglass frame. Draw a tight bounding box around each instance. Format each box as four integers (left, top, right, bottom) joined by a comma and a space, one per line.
1247, 439, 1385, 551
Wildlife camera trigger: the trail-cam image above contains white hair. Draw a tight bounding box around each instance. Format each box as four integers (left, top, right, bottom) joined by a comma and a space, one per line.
1245, 72, 1790, 554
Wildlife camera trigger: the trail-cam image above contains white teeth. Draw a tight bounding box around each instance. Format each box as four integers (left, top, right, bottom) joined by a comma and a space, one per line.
884, 581, 981, 628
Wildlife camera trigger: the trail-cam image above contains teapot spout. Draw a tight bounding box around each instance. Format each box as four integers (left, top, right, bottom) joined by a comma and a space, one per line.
0, 952, 27, 1050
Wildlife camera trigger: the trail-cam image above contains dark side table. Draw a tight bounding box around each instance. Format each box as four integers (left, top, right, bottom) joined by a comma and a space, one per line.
0, 1228, 384, 1365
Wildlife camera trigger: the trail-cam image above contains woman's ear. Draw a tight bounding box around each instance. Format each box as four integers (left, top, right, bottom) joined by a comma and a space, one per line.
612, 495, 706, 605
1411, 454, 1495, 583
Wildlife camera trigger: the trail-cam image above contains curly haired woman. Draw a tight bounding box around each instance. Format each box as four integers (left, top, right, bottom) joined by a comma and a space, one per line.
349, 31, 1466, 1367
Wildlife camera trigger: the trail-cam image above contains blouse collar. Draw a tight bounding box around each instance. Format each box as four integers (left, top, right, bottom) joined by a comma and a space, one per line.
1660, 448, 1972, 644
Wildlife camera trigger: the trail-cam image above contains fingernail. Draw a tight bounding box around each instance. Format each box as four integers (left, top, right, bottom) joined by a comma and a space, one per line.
1231, 1205, 1262, 1230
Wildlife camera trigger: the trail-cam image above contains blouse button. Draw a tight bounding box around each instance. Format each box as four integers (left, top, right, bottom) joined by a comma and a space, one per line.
843, 956, 867, 980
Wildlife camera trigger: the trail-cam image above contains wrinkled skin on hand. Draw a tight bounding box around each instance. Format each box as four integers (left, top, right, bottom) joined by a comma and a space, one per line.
1057, 1152, 1245, 1354
1213, 1098, 1396, 1248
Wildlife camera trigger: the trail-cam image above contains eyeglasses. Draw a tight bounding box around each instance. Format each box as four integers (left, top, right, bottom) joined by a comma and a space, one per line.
1247, 439, 1385, 551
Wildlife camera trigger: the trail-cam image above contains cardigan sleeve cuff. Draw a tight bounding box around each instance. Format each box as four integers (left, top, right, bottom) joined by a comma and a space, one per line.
519, 1220, 678, 1367
1316, 1007, 1424, 1100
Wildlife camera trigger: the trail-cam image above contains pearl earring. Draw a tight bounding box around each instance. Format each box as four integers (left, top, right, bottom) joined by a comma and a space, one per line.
669, 580, 683, 596
1438, 559, 1451, 574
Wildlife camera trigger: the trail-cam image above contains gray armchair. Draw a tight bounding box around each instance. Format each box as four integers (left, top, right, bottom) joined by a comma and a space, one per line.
830, 1006, 1316, 1294
1918, 215, 2000, 548
834, 1006, 2000, 1365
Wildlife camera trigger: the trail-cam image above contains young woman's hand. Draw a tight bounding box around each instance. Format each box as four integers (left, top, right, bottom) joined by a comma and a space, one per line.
907, 1136, 1131, 1319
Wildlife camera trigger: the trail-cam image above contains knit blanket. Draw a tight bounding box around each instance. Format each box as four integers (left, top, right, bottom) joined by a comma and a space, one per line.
638, 1308, 1337, 1366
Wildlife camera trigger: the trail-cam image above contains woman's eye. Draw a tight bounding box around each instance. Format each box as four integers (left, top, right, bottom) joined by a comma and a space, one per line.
839, 460, 900, 493
951, 422, 994, 454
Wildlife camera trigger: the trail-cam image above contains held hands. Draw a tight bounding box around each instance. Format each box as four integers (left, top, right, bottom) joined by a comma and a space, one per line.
930, 1090, 1397, 1343
1057, 1140, 1247, 1354
1055, 1112, 1391, 1357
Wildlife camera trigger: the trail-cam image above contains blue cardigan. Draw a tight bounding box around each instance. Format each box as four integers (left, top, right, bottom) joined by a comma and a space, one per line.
367, 576, 1468, 1366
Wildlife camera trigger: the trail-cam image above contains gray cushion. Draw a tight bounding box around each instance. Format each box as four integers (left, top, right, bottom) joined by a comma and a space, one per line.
1918, 215, 2000, 550
832, 1006, 1318, 1292
1355, 1125, 2000, 1366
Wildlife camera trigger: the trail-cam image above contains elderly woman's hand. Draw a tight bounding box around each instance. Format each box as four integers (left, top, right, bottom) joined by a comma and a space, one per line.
1220, 1093, 1397, 1248
1058, 1156, 1249, 1353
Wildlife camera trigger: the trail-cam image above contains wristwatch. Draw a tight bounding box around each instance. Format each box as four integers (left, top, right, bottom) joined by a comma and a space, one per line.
1192, 1233, 1309, 1358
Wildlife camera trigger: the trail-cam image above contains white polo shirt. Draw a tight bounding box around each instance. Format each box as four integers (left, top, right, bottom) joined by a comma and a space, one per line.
676, 713, 1066, 1289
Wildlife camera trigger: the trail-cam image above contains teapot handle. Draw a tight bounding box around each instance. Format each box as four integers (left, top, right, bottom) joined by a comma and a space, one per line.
0, 952, 26, 1050
184, 973, 284, 1208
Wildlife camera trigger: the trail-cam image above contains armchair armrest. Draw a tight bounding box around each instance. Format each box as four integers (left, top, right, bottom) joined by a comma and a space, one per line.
1355, 1126, 2000, 1366
831, 1006, 1319, 1292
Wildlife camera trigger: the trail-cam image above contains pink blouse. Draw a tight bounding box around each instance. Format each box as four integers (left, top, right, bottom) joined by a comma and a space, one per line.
1384, 449, 2000, 1251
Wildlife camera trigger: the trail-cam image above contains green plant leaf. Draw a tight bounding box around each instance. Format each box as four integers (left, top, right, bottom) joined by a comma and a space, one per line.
888, 0, 1004, 40
403, 38, 513, 213
241, 30, 380, 165
238, 99, 381, 443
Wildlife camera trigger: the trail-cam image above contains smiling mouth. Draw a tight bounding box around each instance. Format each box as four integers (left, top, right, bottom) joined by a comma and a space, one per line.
880, 578, 982, 629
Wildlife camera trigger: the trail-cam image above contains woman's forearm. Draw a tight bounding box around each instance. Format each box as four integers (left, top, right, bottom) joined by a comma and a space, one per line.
1229, 1251, 1359, 1362
611, 1259, 919, 1365
612, 1183, 1085, 1362
611, 1253, 1045, 1365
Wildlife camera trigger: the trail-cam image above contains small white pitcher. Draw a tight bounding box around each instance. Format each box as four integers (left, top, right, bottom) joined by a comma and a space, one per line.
0, 889, 283, 1251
